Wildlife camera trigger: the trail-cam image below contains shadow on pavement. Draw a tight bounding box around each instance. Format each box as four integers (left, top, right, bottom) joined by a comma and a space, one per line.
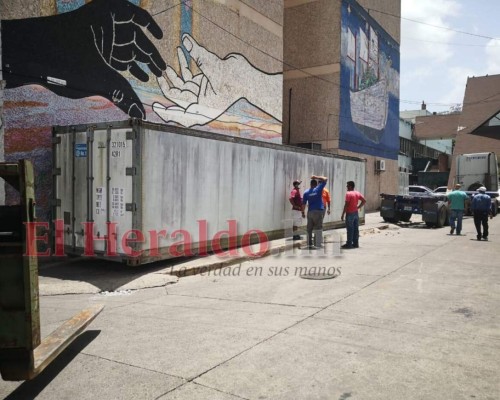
38, 256, 195, 292
4, 331, 100, 400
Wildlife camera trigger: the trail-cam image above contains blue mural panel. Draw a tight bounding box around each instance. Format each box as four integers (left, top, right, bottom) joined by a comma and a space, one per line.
340, 0, 400, 160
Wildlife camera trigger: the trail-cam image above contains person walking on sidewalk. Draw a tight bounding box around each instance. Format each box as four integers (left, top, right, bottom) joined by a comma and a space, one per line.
322, 187, 331, 220
341, 181, 366, 249
302, 175, 328, 248
289, 180, 305, 240
447, 183, 468, 235
471, 186, 493, 241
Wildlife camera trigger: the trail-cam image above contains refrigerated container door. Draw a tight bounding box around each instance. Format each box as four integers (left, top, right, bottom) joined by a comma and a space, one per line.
54, 131, 74, 250
91, 128, 109, 253
107, 128, 135, 256
74, 130, 91, 250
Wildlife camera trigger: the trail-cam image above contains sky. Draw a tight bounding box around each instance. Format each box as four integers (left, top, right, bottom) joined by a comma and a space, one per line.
400, 0, 500, 113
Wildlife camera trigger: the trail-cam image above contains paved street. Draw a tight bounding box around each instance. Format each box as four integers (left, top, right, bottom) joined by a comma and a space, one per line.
1, 212, 499, 399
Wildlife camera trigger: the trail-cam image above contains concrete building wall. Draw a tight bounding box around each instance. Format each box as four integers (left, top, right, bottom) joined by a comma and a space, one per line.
282, 0, 341, 147
283, 73, 341, 147
356, 0, 400, 43
283, 0, 341, 69
338, 150, 397, 208
283, 0, 400, 211
0, 0, 283, 218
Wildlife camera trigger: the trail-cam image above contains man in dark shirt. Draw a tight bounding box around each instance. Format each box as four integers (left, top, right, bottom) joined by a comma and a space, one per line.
471, 186, 493, 241
302, 175, 327, 248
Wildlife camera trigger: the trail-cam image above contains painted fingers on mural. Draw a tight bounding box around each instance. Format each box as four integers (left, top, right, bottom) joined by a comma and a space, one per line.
2, 0, 166, 119
153, 34, 282, 127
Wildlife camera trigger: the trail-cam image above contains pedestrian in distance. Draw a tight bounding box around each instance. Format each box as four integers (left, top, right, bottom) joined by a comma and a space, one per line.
322, 187, 331, 220
302, 175, 328, 249
289, 180, 305, 240
341, 181, 366, 249
447, 183, 468, 235
471, 186, 493, 241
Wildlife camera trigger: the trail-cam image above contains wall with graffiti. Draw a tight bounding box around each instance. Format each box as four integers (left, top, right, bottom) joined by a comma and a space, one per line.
339, 0, 399, 159
1, 0, 283, 220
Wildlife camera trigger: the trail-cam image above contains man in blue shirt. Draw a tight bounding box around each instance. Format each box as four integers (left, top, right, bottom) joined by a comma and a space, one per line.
302, 175, 327, 248
471, 186, 493, 241
447, 184, 468, 235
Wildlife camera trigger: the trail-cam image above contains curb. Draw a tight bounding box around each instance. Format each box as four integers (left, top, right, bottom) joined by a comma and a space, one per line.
167, 240, 304, 278
166, 223, 391, 278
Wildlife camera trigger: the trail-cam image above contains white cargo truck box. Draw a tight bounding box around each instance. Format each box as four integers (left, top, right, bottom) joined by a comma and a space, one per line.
456, 152, 499, 191
52, 120, 366, 265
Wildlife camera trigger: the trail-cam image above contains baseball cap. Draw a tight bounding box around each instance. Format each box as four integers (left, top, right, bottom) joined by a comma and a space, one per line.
293, 180, 301, 185
477, 186, 487, 192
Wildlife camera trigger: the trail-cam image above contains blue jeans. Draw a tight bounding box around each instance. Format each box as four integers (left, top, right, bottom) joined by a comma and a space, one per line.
346, 212, 359, 246
449, 209, 464, 234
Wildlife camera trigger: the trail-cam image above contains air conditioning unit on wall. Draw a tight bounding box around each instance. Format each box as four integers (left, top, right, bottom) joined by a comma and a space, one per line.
375, 159, 386, 171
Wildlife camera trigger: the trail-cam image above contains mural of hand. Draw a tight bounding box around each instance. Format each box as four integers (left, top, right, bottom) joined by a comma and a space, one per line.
2, 0, 166, 118
153, 34, 282, 127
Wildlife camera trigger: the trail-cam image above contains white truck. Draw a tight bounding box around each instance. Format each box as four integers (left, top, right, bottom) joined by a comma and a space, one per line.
455, 152, 499, 215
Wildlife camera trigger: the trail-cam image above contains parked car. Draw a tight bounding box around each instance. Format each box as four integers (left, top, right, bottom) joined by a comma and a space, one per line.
432, 186, 449, 194
408, 185, 434, 196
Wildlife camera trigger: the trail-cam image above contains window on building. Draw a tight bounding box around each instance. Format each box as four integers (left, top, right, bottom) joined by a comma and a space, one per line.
483, 111, 500, 127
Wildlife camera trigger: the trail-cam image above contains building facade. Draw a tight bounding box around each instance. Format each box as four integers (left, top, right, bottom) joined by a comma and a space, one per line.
283, 0, 401, 209
412, 75, 500, 189
0, 0, 284, 219
400, 105, 456, 187
448, 74, 500, 187
1, 0, 402, 218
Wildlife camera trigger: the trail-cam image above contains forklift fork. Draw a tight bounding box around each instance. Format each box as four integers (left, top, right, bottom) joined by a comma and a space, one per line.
0, 160, 103, 381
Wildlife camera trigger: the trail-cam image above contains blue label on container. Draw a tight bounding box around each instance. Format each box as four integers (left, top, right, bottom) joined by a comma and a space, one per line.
75, 143, 87, 157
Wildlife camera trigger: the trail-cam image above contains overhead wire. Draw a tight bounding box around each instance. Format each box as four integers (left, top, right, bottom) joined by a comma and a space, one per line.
3, 0, 500, 127
367, 7, 500, 42
176, 0, 487, 109
403, 37, 500, 47
176, 0, 500, 116
144, 1, 500, 150
1, 1, 493, 110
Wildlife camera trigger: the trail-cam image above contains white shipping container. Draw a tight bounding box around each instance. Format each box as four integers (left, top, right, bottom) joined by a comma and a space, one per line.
52, 120, 366, 265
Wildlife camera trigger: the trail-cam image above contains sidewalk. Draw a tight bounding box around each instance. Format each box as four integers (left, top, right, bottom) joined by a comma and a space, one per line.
34, 212, 390, 296
150, 211, 391, 278
1, 212, 499, 399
